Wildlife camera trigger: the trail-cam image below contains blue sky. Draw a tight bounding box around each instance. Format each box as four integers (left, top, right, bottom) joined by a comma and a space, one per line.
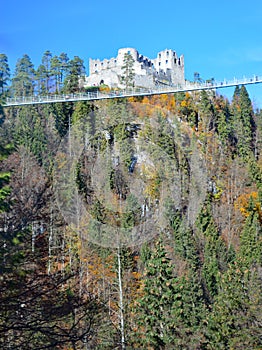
1, 0, 262, 107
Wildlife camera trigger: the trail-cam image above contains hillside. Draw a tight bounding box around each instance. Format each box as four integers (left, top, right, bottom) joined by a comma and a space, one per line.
0, 87, 261, 349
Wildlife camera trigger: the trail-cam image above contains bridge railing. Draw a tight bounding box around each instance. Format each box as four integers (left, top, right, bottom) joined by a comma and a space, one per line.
5, 91, 103, 106
4, 75, 262, 106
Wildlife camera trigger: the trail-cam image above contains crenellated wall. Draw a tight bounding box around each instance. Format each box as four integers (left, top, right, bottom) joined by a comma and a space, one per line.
85, 48, 184, 89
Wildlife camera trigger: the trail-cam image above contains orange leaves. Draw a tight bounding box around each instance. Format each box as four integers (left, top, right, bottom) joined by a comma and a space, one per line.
131, 271, 141, 280
137, 94, 176, 115
234, 192, 262, 221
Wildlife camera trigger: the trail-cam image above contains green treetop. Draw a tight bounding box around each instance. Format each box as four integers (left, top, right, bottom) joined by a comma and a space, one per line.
121, 53, 135, 90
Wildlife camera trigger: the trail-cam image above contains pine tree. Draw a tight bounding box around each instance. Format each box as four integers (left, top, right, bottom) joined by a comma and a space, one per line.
59, 52, 70, 89
12, 106, 48, 164
231, 85, 254, 158
195, 201, 229, 301
41, 50, 53, 93
206, 258, 262, 349
0, 54, 10, 94
239, 196, 262, 267
11, 54, 35, 97
50, 55, 62, 93
63, 56, 85, 93
206, 196, 262, 349
216, 96, 232, 149
121, 53, 135, 90
134, 237, 180, 349
198, 90, 215, 133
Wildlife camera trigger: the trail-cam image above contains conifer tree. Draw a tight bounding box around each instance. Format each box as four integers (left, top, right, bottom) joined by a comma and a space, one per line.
198, 90, 215, 133
206, 257, 262, 349
206, 194, 262, 349
121, 53, 135, 90
63, 56, 85, 93
50, 55, 62, 93
195, 201, 229, 301
11, 54, 35, 97
59, 52, 70, 88
134, 237, 180, 348
41, 50, 53, 93
0, 54, 10, 94
231, 85, 254, 158
239, 196, 262, 267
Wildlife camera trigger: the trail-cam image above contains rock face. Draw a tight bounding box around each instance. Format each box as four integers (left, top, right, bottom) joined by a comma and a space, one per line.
85, 48, 185, 89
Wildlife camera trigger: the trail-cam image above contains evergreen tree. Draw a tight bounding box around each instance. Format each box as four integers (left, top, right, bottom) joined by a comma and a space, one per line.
51, 101, 74, 137
239, 197, 262, 266
11, 54, 35, 97
206, 258, 262, 349
35, 63, 47, 95
63, 56, 85, 93
216, 96, 232, 148
206, 196, 262, 349
0, 54, 10, 94
195, 201, 229, 301
12, 106, 47, 164
198, 90, 215, 133
121, 53, 135, 90
134, 237, 180, 349
59, 52, 70, 89
50, 55, 62, 93
231, 85, 254, 158
41, 50, 53, 93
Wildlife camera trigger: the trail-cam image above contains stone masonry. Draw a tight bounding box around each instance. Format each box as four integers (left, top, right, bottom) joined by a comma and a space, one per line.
84, 48, 185, 89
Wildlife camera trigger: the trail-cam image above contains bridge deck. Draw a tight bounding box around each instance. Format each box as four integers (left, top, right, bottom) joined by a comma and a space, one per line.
3, 75, 262, 107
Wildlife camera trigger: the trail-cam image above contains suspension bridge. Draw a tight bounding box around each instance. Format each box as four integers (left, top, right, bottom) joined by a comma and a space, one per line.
3, 75, 262, 107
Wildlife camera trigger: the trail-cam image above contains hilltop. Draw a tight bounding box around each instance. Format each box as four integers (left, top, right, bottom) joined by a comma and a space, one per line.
0, 86, 261, 349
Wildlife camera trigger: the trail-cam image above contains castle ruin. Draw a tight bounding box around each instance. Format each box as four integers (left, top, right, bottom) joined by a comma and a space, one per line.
84, 48, 185, 89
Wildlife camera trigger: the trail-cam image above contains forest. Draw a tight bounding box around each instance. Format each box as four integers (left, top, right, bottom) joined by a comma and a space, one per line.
0, 52, 261, 349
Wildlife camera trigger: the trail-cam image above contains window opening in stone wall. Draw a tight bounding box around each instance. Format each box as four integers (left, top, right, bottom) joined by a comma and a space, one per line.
159, 53, 161, 58
174, 58, 177, 64
166, 51, 169, 57
166, 60, 168, 64
159, 62, 161, 66
178, 58, 180, 65
100, 79, 104, 85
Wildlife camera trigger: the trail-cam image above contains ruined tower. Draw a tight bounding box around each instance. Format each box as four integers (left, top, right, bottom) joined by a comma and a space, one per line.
85, 48, 185, 89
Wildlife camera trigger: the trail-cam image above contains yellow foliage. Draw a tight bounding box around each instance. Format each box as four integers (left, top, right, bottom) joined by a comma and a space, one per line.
234, 192, 261, 220
142, 96, 150, 105
138, 94, 176, 115
99, 85, 110, 92
128, 96, 136, 103
181, 100, 187, 108
132, 271, 142, 280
